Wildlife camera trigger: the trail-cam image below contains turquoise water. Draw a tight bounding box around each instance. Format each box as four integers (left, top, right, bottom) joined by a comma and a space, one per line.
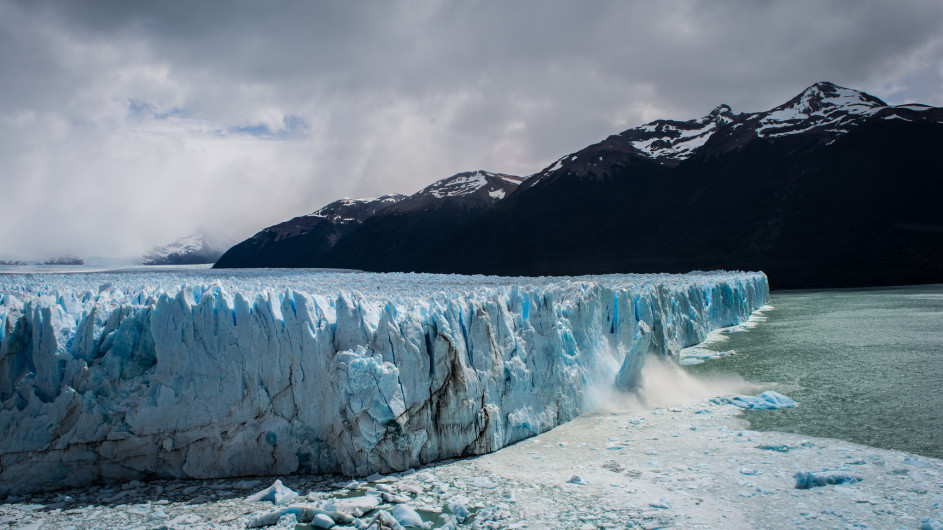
686, 284, 943, 459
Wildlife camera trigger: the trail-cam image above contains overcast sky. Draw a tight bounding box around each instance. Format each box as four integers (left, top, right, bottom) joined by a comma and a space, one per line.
2, 0, 942, 259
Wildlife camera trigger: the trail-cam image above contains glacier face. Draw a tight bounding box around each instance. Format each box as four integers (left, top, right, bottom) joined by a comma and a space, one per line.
0, 270, 768, 495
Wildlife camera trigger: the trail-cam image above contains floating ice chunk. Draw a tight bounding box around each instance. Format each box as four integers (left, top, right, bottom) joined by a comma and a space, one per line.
383, 492, 411, 503
922, 517, 943, 530
247, 508, 302, 528
413, 472, 435, 482
756, 444, 791, 452
330, 495, 381, 517
391, 504, 427, 528
793, 470, 862, 489
160, 513, 204, 528
311, 513, 335, 529
716, 391, 797, 410
649, 497, 671, 509
245, 479, 299, 504
149, 507, 169, 521
469, 477, 497, 488
447, 496, 471, 523
276, 513, 298, 528
371, 510, 406, 529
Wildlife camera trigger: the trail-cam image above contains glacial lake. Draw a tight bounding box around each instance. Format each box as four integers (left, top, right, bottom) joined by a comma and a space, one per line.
686, 284, 943, 459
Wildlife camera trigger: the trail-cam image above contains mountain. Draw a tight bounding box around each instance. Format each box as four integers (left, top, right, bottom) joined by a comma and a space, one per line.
143, 231, 232, 265
385, 170, 526, 212
216, 82, 943, 289
42, 256, 85, 266
214, 195, 406, 268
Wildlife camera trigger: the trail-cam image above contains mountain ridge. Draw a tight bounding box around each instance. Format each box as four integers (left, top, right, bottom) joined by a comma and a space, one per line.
215, 82, 943, 289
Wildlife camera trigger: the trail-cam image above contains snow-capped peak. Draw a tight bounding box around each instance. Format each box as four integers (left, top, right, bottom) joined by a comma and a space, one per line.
524, 81, 942, 190
754, 81, 886, 138
309, 194, 406, 223
794, 81, 885, 113
616, 104, 738, 162
423, 170, 524, 198
709, 104, 735, 124
145, 233, 207, 259
381, 171, 524, 214
143, 231, 232, 265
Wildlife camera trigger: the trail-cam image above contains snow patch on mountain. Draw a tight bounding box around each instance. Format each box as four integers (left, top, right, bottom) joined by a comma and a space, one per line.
753, 82, 886, 138
310, 195, 406, 224
423, 171, 524, 199
383, 171, 525, 214
527, 81, 942, 187
623, 104, 737, 161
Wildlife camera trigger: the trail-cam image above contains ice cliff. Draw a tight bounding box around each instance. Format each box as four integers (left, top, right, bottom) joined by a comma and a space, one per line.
0, 270, 767, 495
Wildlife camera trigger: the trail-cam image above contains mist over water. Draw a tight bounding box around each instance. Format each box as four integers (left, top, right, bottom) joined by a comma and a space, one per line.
587, 356, 757, 414
687, 284, 943, 459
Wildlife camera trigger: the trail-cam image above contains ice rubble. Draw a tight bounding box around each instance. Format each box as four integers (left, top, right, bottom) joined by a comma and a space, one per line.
0, 270, 767, 495
715, 391, 797, 410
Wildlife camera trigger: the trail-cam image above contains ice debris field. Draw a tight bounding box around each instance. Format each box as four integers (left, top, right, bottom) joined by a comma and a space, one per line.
0, 269, 766, 496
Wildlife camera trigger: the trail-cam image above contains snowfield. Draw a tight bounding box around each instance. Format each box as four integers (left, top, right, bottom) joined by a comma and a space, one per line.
0, 269, 767, 496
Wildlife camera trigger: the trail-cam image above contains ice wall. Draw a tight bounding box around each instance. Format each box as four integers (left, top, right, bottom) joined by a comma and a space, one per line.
0, 271, 767, 495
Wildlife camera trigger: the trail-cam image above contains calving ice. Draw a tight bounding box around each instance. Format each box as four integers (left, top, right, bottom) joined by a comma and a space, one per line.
0, 270, 767, 495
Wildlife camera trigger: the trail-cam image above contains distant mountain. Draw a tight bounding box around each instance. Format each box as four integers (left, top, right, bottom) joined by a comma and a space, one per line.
42, 256, 84, 266
143, 232, 231, 265
216, 82, 943, 289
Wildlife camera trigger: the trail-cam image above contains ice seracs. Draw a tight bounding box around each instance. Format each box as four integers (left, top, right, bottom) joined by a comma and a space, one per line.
0, 270, 767, 495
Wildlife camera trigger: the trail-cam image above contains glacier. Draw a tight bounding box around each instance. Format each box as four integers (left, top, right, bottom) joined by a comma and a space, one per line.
0, 269, 767, 495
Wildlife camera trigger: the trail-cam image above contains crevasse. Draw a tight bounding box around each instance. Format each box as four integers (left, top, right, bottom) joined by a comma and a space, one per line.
0, 271, 768, 495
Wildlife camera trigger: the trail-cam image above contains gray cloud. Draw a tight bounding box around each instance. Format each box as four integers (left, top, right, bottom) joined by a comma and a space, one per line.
2, 0, 942, 259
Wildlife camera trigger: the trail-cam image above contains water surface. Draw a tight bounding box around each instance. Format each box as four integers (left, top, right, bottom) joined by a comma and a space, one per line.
687, 284, 943, 458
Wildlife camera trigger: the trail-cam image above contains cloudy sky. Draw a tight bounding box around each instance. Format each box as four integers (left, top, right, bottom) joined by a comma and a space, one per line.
2, 0, 942, 259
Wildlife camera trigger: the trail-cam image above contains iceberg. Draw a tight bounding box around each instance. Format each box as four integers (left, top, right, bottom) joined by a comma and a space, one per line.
793, 469, 863, 489
715, 391, 797, 410
0, 270, 767, 495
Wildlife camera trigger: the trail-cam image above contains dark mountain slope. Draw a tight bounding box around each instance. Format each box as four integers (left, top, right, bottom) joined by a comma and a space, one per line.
422, 119, 943, 289
325, 172, 525, 271
214, 195, 405, 268
216, 83, 943, 288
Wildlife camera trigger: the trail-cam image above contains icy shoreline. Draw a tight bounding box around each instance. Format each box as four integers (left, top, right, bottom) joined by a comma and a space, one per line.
0, 271, 767, 495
